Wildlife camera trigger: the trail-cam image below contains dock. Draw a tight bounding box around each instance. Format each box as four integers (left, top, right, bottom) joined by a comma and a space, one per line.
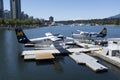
75, 40, 100, 48
22, 48, 100, 56
24, 52, 55, 60
92, 51, 120, 68
22, 47, 100, 60
35, 53, 54, 60
69, 52, 108, 72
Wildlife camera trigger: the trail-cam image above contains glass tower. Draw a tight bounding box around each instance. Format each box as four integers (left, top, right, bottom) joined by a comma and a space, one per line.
10, 0, 21, 19
0, 0, 4, 18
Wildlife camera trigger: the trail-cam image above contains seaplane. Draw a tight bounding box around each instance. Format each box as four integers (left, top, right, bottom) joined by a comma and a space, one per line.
72, 28, 107, 39
15, 28, 74, 48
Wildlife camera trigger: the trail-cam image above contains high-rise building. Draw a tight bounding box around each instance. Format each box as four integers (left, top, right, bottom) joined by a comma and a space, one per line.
4, 10, 11, 19
0, 0, 4, 18
10, 0, 21, 19
49, 16, 54, 23
21, 11, 29, 20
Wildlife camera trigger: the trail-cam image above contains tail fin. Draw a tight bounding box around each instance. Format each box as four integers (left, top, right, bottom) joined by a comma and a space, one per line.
15, 28, 30, 44
98, 28, 107, 38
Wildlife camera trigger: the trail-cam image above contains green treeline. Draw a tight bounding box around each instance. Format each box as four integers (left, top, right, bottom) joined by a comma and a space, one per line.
1, 18, 120, 27
0, 18, 45, 27
56, 18, 120, 25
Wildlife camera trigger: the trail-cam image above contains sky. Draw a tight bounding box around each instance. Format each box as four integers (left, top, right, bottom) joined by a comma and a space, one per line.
3, 0, 120, 21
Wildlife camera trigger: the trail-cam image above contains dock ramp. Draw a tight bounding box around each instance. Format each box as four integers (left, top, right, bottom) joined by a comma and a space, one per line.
69, 52, 108, 72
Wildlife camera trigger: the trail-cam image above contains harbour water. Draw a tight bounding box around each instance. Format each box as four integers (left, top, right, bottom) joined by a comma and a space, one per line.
0, 25, 120, 80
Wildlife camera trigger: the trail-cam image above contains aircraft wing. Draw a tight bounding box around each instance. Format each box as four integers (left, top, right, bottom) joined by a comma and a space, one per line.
30, 37, 51, 42
45, 32, 62, 41
30, 36, 61, 42
30, 32, 61, 42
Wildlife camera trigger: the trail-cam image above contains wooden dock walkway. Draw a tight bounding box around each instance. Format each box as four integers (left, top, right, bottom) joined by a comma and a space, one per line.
24, 52, 55, 60
22, 48, 100, 56
69, 52, 108, 72
75, 40, 100, 48
35, 53, 54, 60
22, 41, 101, 60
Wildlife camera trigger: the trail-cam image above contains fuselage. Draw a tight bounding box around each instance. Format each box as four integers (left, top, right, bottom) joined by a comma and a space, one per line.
72, 31, 98, 39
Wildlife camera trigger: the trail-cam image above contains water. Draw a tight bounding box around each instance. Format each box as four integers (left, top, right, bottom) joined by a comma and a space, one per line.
0, 25, 120, 80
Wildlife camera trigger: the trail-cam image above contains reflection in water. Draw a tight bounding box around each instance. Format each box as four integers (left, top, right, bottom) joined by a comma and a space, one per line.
36, 59, 55, 65
0, 30, 6, 53
0, 29, 22, 80
52, 56, 64, 72
35, 55, 64, 72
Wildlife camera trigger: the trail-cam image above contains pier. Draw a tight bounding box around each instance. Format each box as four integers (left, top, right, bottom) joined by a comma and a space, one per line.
21, 40, 110, 72
75, 40, 100, 48
91, 40, 120, 68
92, 51, 120, 68
22, 47, 100, 60
69, 52, 108, 72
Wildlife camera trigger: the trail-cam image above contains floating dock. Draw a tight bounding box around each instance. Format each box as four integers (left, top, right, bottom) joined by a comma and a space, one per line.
93, 50, 120, 68
75, 40, 100, 48
22, 48, 100, 56
35, 53, 54, 60
69, 52, 108, 72
22, 47, 100, 60
24, 52, 55, 60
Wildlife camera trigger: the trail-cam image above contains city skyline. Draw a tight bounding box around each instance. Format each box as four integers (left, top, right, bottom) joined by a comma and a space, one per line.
3, 0, 120, 21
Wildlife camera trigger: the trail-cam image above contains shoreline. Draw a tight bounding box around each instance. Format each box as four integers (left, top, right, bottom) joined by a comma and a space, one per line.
0, 25, 48, 30
0, 25, 120, 31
